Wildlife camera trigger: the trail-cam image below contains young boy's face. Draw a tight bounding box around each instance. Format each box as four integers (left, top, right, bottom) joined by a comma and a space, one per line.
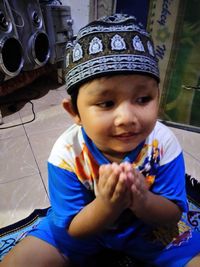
71, 74, 159, 163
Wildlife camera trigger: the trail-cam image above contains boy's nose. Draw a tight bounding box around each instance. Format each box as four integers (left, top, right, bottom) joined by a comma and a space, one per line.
114, 103, 137, 127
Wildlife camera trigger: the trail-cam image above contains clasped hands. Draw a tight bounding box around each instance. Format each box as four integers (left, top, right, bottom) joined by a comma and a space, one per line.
96, 162, 148, 216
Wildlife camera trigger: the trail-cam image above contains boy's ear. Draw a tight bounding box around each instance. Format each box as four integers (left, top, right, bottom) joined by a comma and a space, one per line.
62, 98, 81, 125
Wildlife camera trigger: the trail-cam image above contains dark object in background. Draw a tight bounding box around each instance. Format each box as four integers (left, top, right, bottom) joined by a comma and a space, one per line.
39, 0, 62, 4
40, 4, 73, 67
8, 0, 50, 71
0, 64, 54, 96
0, 0, 73, 96
185, 173, 200, 205
0, 0, 23, 80
86, 249, 145, 267
116, 0, 149, 27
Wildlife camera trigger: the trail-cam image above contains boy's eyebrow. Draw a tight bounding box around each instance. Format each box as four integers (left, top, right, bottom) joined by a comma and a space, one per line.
85, 87, 112, 97
82, 77, 158, 97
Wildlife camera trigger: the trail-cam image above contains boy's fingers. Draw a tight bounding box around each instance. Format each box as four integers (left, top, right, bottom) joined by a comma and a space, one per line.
106, 166, 121, 197
112, 172, 126, 198
98, 164, 112, 186
124, 162, 133, 171
98, 163, 122, 198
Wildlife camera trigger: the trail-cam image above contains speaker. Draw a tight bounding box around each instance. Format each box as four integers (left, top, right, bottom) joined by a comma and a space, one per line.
40, 4, 73, 66
0, 0, 23, 82
8, 0, 50, 71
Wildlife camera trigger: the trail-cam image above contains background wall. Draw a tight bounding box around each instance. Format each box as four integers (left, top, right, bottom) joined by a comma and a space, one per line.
148, 0, 200, 129
61, 0, 90, 35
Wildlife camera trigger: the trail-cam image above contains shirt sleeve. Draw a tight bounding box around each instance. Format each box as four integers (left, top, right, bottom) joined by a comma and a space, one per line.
151, 152, 188, 212
48, 162, 95, 228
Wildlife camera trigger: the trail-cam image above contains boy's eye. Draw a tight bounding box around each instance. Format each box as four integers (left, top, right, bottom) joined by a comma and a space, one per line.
96, 100, 114, 108
136, 96, 151, 104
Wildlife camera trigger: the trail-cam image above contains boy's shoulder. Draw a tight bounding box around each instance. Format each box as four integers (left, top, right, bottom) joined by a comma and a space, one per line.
149, 121, 182, 164
53, 123, 83, 149
48, 124, 99, 185
48, 124, 84, 168
150, 121, 179, 143
153, 120, 173, 135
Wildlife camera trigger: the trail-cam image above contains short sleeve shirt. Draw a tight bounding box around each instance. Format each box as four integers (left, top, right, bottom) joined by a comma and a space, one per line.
47, 121, 188, 232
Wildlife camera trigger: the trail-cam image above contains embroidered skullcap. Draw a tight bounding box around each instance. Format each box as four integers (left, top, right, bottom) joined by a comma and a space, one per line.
65, 13, 159, 95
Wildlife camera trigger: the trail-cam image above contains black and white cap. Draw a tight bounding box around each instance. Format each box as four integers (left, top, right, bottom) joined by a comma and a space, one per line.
65, 14, 160, 95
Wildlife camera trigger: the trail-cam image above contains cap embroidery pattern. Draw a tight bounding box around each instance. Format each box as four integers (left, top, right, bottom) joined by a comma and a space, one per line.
73, 43, 83, 62
66, 53, 70, 68
147, 41, 154, 57
132, 35, 145, 52
66, 14, 160, 94
89, 37, 103, 54
111, 34, 126, 50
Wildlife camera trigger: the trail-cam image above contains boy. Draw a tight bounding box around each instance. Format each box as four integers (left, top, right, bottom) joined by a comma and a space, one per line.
1, 13, 200, 267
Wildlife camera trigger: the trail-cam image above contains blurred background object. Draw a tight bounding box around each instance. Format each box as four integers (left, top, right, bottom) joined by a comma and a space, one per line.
0, 0, 199, 129
0, 0, 73, 94
0, 0, 23, 82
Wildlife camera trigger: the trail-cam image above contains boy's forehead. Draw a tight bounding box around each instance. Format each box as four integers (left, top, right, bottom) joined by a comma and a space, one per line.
79, 74, 158, 94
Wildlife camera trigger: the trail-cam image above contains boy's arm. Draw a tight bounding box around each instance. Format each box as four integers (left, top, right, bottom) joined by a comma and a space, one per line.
131, 188, 182, 225
124, 163, 183, 225
67, 195, 123, 237
67, 163, 131, 237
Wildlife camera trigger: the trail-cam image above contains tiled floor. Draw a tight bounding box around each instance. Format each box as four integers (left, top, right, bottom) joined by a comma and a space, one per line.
0, 75, 73, 228
0, 76, 200, 228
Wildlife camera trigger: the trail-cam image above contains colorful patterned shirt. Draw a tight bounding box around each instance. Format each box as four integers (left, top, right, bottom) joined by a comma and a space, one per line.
47, 121, 188, 232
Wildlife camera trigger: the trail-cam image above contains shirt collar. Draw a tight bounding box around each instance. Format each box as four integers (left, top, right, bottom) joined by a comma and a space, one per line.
81, 127, 145, 165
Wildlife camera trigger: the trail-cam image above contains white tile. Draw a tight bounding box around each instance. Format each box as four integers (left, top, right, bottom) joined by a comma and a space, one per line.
170, 127, 200, 163
27, 129, 65, 174
21, 104, 73, 136
40, 169, 49, 196
184, 152, 200, 182
0, 110, 25, 140
0, 174, 50, 228
0, 135, 39, 183
169, 126, 200, 182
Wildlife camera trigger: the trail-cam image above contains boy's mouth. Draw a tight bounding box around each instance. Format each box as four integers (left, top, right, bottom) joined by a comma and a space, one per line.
114, 132, 138, 140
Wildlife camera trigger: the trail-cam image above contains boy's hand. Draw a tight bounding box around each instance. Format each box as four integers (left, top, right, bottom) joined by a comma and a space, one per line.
120, 162, 148, 213
97, 163, 131, 214
119, 162, 182, 225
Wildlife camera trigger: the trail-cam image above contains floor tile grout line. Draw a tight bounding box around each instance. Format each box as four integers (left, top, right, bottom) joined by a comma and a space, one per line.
19, 109, 49, 198
0, 173, 40, 184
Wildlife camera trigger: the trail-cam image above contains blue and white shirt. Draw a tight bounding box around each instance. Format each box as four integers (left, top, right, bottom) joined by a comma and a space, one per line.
47, 121, 188, 232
